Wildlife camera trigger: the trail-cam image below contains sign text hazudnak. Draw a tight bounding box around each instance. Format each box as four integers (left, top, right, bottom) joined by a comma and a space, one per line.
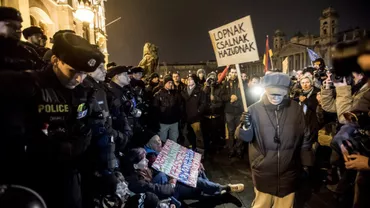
209, 16, 259, 67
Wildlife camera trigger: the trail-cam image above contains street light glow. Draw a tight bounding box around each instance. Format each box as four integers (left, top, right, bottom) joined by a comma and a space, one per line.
75, 2, 95, 23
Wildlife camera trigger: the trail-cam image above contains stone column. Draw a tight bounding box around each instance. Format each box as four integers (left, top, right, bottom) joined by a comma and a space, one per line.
293, 54, 296, 70
304, 51, 307, 67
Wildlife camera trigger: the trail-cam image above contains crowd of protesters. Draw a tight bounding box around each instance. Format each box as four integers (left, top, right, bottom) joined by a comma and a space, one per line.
1, 5, 370, 208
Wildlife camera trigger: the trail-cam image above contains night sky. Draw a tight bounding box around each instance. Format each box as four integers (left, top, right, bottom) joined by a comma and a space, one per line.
105, 0, 369, 66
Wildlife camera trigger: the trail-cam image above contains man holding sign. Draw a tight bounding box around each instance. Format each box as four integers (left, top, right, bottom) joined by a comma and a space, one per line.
209, 15, 259, 155
237, 73, 313, 208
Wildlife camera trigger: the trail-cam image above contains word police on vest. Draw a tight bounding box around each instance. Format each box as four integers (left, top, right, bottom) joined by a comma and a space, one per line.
38, 104, 69, 113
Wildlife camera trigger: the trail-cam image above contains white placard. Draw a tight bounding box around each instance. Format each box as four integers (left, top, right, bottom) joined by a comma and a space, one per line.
209, 16, 259, 67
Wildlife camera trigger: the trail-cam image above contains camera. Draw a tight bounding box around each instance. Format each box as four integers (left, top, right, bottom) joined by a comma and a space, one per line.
329, 65, 353, 85
315, 69, 327, 79
342, 111, 370, 156
290, 88, 302, 99
206, 72, 217, 86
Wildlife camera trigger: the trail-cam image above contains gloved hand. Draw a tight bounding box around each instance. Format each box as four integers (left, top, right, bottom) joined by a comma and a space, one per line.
240, 112, 251, 129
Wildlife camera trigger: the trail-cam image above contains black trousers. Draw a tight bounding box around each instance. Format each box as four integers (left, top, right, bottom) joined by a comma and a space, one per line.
202, 115, 225, 154
225, 113, 241, 150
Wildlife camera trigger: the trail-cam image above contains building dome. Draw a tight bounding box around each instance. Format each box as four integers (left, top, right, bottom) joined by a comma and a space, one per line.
274, 29, 285, 37
321, 6, 339, 18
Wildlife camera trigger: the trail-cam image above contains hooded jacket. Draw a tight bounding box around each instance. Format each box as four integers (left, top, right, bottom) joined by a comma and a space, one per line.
237, 95, 313, 197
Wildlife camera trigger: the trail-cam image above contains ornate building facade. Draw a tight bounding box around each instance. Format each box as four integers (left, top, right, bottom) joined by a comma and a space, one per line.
240, 7, 369, 77
272, 7, 368, 74
0, 0, 109, 60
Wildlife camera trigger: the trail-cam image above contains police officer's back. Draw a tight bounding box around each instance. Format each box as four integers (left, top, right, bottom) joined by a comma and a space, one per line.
0, 32, 104, 208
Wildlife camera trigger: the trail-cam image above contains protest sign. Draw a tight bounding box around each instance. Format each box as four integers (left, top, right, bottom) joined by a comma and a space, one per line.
152, 140, 201, 188
209, 15, 259, 67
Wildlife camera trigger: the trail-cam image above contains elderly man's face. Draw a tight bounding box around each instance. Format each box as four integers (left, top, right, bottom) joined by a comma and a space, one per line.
265, 88, 287, 105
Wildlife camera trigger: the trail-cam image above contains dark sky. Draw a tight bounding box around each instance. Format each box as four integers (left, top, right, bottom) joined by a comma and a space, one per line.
105, 0, 369, 65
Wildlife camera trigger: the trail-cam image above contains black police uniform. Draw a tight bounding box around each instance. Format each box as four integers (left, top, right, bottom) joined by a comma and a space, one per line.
0, 32, 104, 208
80, 76, 131, 207
0, 66, 93, 208
106, 82, 137, 137
0, 37, 46, 71
0, 8, 45, 71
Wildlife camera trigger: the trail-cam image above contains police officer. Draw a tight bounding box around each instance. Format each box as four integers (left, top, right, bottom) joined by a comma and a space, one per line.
81, 57, 132, 207
22, 26, 48, 57
43, 30, 76, 63
105, 66, 138, 148
0, 32, 104, 208
0, 7, 45, 71
129, 66, 145, 90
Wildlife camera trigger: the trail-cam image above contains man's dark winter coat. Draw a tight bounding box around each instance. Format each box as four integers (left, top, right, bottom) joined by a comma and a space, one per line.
237, 95, 314, 197
221, 79, 244, 115
153, 88, 182, 124
181, 85, 206, 124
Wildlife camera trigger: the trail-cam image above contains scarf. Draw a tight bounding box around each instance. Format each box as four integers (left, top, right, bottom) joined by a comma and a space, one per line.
187, 85, 195, 96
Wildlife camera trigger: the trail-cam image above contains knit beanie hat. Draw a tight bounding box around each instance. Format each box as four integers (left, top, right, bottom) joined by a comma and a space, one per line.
197, 68, 206, 77
163, 74, 173, 84
188, 73, 199, 84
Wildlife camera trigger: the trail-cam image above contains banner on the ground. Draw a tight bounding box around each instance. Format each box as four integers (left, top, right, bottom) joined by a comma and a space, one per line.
152, 140, 201, 188
209, 15, 259, 67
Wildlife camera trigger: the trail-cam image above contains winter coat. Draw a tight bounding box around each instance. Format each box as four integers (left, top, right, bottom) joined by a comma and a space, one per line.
300, 87, 320, 141
221, 79, 244, 115
321, 83, 369, 124
181, 85, 206, 124
174, 82, 186, 93
124, 168, 174, 199
0, 37, 45, 71
203, 83, 224, 116
153, 88, 183, 124
237, 95, 313, 197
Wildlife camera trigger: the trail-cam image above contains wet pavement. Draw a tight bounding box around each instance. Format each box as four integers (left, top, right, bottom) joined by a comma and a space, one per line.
183, 150, 349, 208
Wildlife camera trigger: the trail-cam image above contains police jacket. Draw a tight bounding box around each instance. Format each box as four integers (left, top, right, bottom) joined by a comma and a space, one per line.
82, 76, 131, 169
221, 79, 244, 115
105, 82, 134, 138
21, 41, 49, 59
0, 37, 45, 71
0, 65, 97, 162
0, 66, 107, 208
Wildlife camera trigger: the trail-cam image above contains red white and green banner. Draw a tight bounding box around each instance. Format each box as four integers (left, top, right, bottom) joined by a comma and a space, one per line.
152, 140, 201, 188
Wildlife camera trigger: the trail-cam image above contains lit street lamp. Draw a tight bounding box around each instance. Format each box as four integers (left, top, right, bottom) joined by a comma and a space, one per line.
75, 1, 95, 23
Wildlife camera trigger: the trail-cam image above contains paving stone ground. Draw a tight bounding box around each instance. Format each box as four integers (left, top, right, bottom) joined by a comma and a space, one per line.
183, 151, 348, 208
